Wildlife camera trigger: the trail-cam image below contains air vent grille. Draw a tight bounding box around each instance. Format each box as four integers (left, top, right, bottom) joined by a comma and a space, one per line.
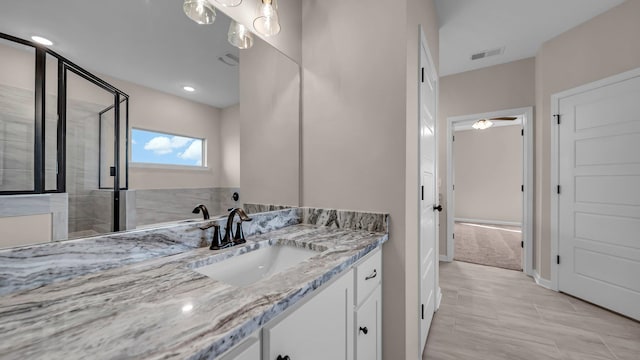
470, 47, 504, 61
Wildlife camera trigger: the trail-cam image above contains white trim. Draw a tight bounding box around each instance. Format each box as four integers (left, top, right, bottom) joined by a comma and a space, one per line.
435, 287, 442, 311
549, 66, 640, 293
533, 271, 554, 290
446, 106, 534, 276
129, 162, 211, 171
454, 218, 521, 227
439, 255, 452, 262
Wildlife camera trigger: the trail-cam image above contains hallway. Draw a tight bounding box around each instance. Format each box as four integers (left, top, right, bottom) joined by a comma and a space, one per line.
423, 261, 640, 359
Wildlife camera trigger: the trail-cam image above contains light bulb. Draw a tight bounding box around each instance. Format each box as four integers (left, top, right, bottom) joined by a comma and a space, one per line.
215, 0, 242, 7
253, 0, 281, 36
183, 0, 216, 25
228, 21, 254, 49
472, 119, 493, 130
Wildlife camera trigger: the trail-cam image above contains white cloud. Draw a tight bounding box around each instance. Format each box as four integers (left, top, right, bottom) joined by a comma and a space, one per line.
144, 136, 173, 155
131, 139, 137, 145
143, 135, 194, 155
178, 139, 203, 165
170, 136, 191, 148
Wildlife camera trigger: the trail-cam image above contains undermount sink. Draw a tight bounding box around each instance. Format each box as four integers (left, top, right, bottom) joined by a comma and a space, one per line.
194, 244, 319, 287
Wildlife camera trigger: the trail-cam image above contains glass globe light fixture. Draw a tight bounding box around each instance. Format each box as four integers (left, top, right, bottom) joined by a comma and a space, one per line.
228, 20, 254, 49
215, 0, 242, 7
183, 0, 216, 25
253, 0, 281, 37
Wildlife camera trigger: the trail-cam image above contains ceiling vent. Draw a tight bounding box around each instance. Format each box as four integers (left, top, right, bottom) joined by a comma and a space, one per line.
470, 47, 504, 61
218, 53, 239, 66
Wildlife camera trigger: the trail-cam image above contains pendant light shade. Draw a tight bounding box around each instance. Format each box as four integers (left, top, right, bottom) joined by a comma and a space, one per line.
228, 20, 254, 49
183, 0, 216, 25
253, 0, 281, 37
215, 0, 242, 7
472, 119, 493, 130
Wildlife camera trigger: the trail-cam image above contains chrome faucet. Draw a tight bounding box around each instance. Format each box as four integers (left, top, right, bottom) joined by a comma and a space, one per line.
222, 208, 252, 245
192, 204, 210, 220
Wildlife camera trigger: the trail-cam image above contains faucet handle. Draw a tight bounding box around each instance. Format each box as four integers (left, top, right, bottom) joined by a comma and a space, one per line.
208, 224, 226, 250
233, 222, 247, 244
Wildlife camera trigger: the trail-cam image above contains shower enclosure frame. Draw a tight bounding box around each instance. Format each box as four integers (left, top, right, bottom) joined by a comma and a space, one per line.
0, 31, 129, 231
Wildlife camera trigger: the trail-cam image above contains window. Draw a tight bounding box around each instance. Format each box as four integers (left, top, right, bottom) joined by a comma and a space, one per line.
131, 128, 205, 167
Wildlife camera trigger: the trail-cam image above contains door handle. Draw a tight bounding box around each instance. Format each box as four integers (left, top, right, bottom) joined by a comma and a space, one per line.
433, 205, 443, 212
359, 326, 369, 335
365, 269, 377, 280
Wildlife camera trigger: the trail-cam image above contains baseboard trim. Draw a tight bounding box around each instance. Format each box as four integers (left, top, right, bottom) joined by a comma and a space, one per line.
455, 218, 522, 227
439, 255, 452, 262
435, 287, 442, 311
534, 271, 554, 290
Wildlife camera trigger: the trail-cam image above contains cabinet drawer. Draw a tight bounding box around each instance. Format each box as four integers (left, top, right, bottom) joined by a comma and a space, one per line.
355, 286, 381, 360
354, 249, 381, 306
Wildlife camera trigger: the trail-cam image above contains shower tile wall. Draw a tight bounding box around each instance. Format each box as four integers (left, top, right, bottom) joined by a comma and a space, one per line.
0, 84, 35, 191
134, 187, 240, 227
66, 99, 113, 236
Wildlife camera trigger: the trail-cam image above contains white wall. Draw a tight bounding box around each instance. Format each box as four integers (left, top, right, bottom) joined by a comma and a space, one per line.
534, 0, 640, 279
220, 104, 240, 188
239, 36, 299, 206
438, 57, 535, 255
302, 0, 439, 357
453, 126, 522, 223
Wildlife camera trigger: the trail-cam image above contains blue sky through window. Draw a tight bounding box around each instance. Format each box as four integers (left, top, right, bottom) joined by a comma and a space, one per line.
131, 129, 204, 167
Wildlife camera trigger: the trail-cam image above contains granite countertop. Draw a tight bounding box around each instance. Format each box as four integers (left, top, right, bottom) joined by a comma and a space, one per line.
0, 207, 388, 359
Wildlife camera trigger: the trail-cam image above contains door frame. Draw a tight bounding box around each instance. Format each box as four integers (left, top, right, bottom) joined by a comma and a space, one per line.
550, 66, 640, 292
418, 26, 440, 354
444, 106, 534, 276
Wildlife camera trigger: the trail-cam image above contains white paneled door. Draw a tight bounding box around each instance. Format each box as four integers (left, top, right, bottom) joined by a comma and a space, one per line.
557, 71, 640, 320
419, 30, 438, 351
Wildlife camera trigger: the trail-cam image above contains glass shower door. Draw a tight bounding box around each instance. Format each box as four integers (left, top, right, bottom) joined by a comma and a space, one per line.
65, 70, 119, 238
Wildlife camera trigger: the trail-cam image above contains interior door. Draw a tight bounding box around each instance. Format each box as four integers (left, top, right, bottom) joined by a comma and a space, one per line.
558, 72, 640, 320
419, 34, 438, 350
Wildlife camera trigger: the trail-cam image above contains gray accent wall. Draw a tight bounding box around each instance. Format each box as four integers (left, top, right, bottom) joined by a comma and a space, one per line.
134, 187, 240, 227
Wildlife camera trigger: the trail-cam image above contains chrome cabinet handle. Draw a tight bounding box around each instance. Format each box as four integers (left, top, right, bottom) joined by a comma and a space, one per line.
365, 269, 377, 280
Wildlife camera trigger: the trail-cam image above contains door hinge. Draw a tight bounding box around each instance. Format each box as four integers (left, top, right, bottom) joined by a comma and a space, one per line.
452, 135, 455, 142
421, 67, 424, 83
557, 255, 560, 265
557, 185, 561, 194
521, 241, 524, 248
521, 129, 524, 136
521, 185, 524, 192
421, 304, 424, 319
453, 184, 455, 191
421, 185, 424, 201
554, 114, 561, 124
452, 233, 455, 239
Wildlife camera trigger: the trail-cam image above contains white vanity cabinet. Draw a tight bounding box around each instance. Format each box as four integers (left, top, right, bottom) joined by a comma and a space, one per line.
263, 269, 355, 360
353, 250, 382, 360
225, 249, 383, 360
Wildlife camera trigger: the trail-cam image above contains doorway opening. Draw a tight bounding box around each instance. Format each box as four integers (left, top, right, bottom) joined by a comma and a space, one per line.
445, 107, 533, 275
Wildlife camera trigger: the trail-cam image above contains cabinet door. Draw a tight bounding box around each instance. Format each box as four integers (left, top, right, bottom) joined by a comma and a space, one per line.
355, 285, 381, 360
219, 335, 260, 360
264, 270, 354, 360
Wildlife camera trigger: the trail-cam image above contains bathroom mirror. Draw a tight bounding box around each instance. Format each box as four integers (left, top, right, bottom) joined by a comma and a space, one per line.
0, 0, 300, 247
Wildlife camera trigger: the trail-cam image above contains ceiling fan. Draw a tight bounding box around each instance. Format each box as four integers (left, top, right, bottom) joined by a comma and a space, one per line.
472, 116, 518, 130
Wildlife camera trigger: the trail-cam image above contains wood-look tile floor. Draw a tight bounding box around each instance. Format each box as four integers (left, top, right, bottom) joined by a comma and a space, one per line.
422, 261, 640, 360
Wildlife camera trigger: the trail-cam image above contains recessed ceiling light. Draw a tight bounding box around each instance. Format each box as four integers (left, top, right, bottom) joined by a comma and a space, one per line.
183, 86, 195, 92
31, 36, 53, 46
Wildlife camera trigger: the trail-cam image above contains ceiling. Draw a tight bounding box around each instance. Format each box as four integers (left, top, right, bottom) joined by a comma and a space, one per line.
435, 0, 626, 76
0, 0, 239, 108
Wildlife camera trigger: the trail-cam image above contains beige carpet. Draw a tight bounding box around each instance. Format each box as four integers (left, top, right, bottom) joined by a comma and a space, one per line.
453, 222, 522, 270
